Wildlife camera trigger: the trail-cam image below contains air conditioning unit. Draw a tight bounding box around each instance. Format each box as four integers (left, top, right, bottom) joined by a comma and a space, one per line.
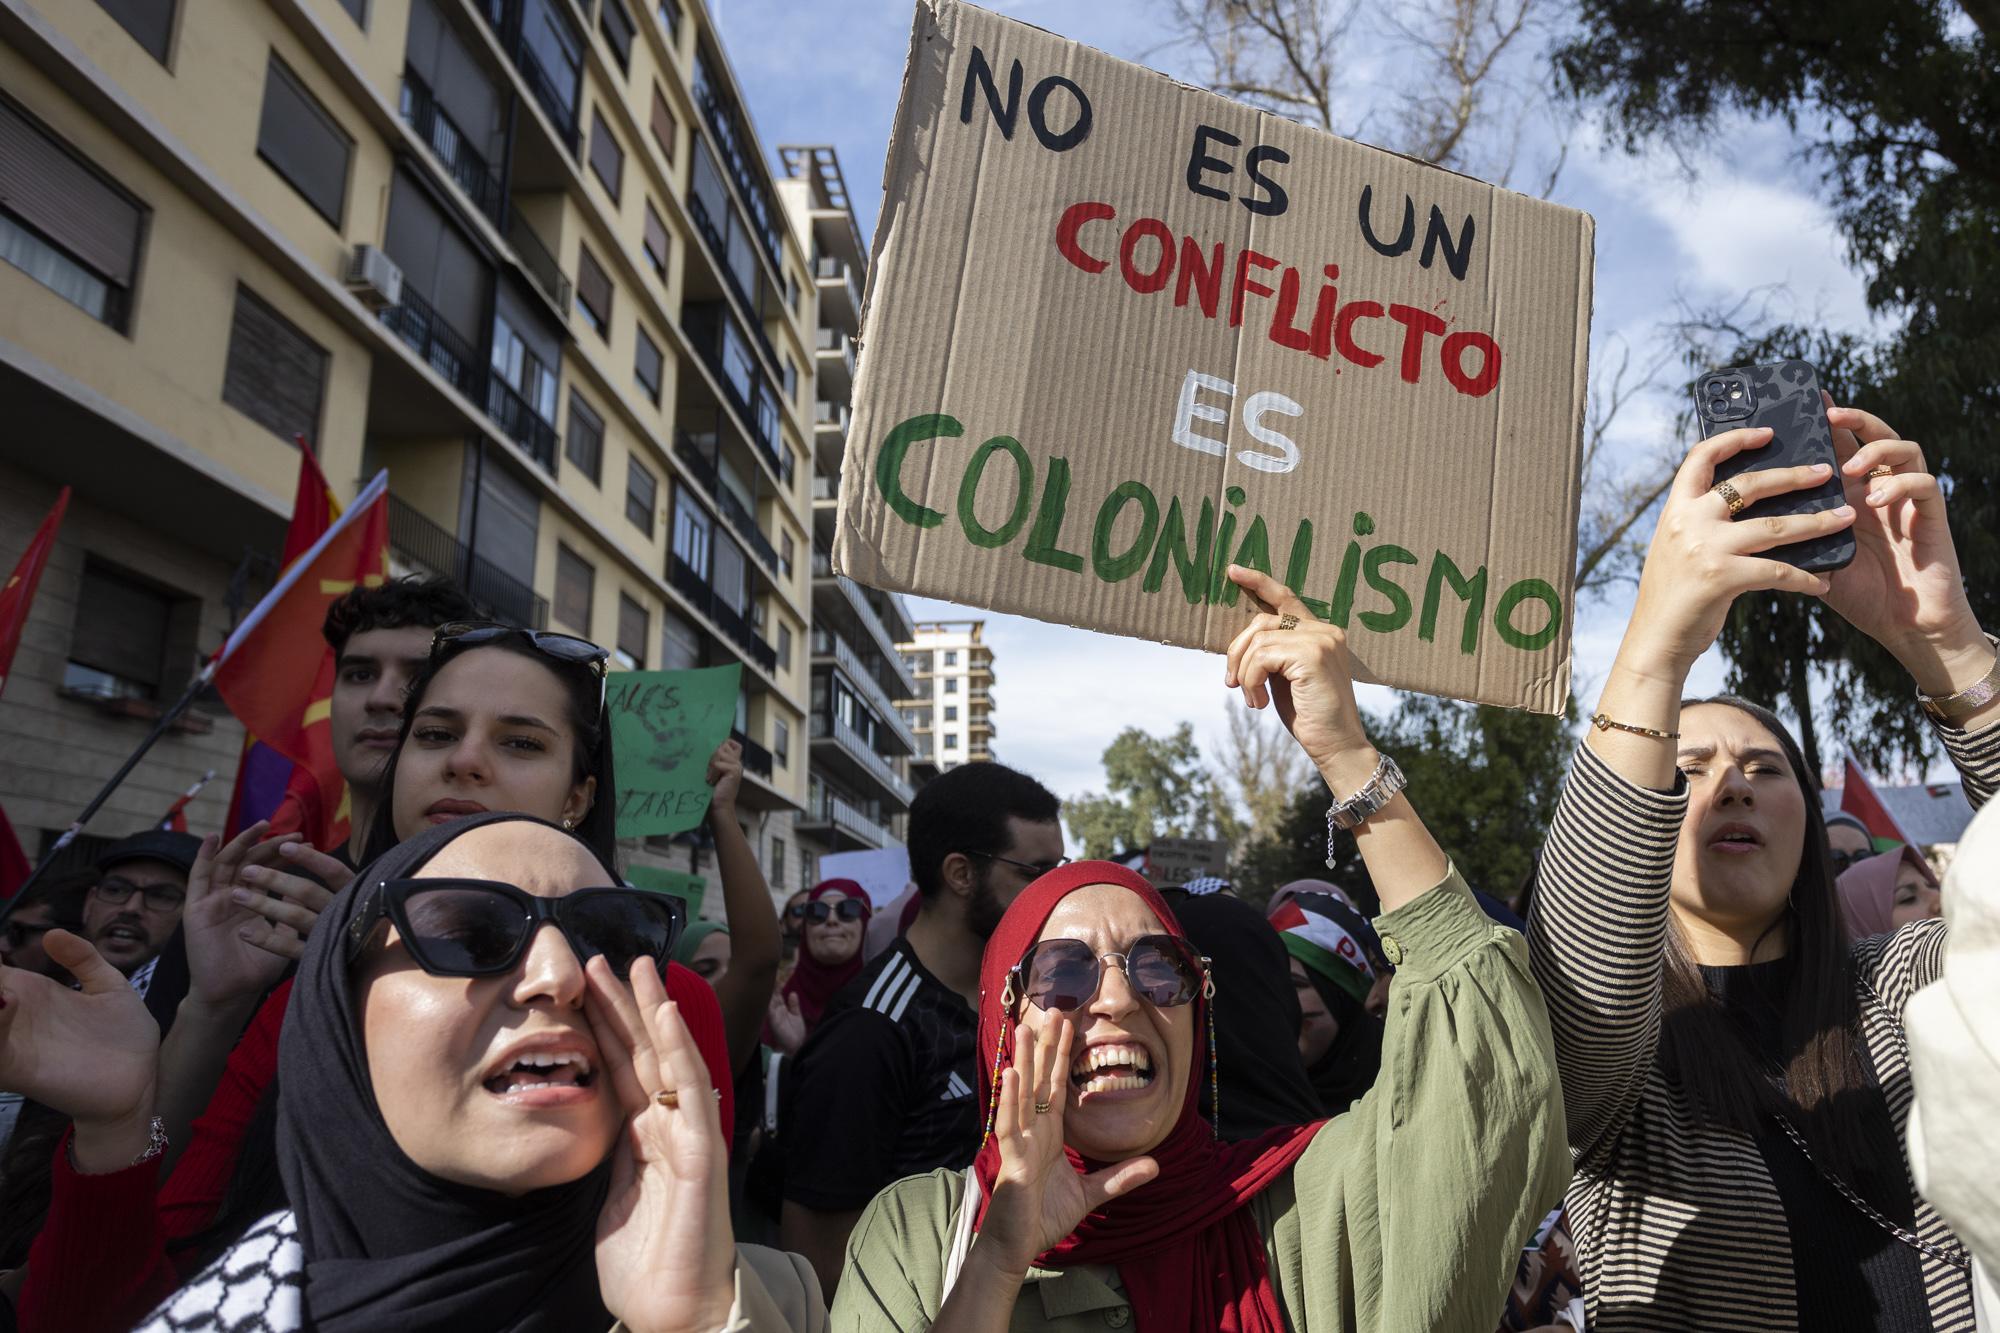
345, 245, 404, 310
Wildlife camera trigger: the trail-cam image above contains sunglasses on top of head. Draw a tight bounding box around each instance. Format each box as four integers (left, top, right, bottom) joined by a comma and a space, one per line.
431, 621, 610, 714
345, 878, 685, 980
804, 898, 867, 924
1005, 934, 1211, 1014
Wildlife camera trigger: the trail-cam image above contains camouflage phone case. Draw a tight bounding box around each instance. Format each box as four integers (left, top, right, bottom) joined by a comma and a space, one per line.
1692, 359, 1855, 574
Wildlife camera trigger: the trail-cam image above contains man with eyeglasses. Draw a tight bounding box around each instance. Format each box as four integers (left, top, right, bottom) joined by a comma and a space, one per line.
82, 830, 202, 1001
779, 760, 1064, 1298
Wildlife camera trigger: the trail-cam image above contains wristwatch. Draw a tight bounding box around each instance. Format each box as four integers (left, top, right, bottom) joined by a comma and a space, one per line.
1917, 639, 2000, 725
1325, 754, 1407, 865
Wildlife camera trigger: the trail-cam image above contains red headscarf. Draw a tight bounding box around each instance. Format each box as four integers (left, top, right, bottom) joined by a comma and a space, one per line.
779, 878, 873, 1028
971, 861, 1321, 1332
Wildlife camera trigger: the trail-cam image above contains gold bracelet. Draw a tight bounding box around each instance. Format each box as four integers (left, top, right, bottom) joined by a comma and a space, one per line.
1590, 712, 1680, 741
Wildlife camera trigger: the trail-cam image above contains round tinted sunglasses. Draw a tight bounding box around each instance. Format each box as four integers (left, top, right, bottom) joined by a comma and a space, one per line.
345, 878, 685, 980
804, 898, 867, 924
1004, 934, 1211, 1014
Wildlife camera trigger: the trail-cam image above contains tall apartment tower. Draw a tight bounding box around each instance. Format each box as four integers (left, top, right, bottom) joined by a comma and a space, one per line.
0, 0, 813, 888
775, 144, 920, 866
900, 620, 995, 771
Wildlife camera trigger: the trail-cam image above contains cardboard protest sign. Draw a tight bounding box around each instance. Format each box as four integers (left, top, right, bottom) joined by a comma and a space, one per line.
833, 0, 1593, 713
609, 664, 742, 838
624, 865, 708, 919
1144, 837, 1230, 888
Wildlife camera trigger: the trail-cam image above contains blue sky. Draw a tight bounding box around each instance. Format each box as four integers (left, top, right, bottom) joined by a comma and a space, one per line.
715, 0, 1883, 807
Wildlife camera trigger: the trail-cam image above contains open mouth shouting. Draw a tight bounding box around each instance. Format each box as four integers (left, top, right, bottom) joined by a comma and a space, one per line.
1069, 1040, 1156, 1099
1706, 822, 1764, 856
481, 1038, 598, 1108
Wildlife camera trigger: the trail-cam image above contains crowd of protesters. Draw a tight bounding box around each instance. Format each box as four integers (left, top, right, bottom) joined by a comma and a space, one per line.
0, 401, 1994, 1332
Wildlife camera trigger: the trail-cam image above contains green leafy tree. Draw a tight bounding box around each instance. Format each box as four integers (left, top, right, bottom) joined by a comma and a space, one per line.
1065, 724, 1217, 860
1558, 0, 2000, 774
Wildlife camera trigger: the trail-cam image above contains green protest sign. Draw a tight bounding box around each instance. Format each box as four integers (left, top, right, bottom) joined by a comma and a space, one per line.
608, 664, 742, 838
624, 865, 708, 919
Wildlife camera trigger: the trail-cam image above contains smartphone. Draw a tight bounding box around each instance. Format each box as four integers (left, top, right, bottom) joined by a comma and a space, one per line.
1691, 359, 1855, 573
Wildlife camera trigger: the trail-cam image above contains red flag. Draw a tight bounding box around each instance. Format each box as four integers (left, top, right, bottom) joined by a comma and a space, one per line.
223, 448, 341, 841
213, 470, 389, 851
0, 486, 70, 698
1840, 752, 1916, 847
0, 803, 29, 898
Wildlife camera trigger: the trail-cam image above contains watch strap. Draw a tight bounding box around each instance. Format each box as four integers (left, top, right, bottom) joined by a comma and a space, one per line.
1918, 638, 2000, 725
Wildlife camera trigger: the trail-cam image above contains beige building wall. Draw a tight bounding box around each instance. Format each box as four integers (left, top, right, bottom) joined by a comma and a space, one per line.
0, 0, 811, 884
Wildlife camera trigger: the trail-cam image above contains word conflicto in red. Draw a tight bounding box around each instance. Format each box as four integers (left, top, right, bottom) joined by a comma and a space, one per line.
1053, 200, 1503, 398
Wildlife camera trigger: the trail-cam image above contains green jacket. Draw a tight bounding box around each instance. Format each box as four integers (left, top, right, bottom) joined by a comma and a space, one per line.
829, 869, 1569, 1332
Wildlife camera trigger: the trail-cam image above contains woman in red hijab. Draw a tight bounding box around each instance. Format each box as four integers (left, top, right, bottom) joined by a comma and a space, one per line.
766, 878, 872, 1052
828, 566, 1571, 1332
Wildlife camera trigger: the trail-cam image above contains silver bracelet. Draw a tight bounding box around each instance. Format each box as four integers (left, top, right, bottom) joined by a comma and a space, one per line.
1325, 754, 1408, 865
66, 1116, 167, 1173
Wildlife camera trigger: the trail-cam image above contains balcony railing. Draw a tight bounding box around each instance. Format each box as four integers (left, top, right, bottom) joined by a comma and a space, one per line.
506, 204, 571, 313
810, 711, 914, 805
812, 628, 916, 750
815, 255, 862, 311
686, 193, 781, 371
681, 306, 790, 487
692, 54, 782, 268
811, 472, 838, 503
799, 789, 891, 846
380, 285, 484, 402
813, 399, 849, 435
668, 552, 778, 673
487, 377, 559, 473
401, 70, 503, 226
674, 432, 779, 575
476, 0, 580, 155
388, 494, 548, 628
730, 728, 774, 779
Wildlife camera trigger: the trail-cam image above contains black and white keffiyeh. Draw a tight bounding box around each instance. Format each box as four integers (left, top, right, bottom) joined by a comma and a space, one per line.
136, 1210, 304, 1333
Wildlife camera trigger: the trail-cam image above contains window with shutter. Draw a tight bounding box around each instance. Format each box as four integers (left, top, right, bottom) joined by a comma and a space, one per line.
588, 108, 623, 201
626, 454, 657, 534
617, 593, 648, 668
575, 244, 612, 336
598, 0, 634, 71
634, 327, 663, 403
256, 56, 352, 226
555, 543, 595, 635
63, 560, 175, 700
94, 0, 176, 64
565, 391, 603, 484
221, 285, 328, 445
648, 86, 676, 163
659, 606, 700, 671
777, 623, 792, 671
642, 200, 669, 279
774, 719, 789, 767
0, 94, 147, 330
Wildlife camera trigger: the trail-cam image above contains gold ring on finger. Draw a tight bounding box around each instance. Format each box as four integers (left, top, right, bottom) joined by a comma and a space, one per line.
1033, 1099, 1051, 1114
654, 1088, 680, 1109
1867, 465, 1894, 480
1712, 479, 1747, 517
1277, 614, 1300, 631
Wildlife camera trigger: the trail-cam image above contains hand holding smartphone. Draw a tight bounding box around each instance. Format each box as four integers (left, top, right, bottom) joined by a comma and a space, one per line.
1691, 359, 1856, 573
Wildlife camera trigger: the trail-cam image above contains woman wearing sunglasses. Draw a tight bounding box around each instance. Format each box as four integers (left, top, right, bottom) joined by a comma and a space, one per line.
829, 566, 1569, 1332
766, 881, 872, 1056
0, 624, 737, 1333
115, 812, 818, 1331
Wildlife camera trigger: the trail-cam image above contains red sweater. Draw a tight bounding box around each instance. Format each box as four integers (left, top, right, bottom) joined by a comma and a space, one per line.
20, 964, 732, 1333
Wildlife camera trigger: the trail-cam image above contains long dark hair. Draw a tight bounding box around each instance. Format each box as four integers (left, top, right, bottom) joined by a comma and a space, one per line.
1657, 695, 1888, 1195
359, 636, 617, 871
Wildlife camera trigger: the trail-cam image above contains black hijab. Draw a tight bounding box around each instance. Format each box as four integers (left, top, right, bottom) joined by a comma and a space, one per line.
1167, 890, 1323, 1140
277, 812, 613, 1332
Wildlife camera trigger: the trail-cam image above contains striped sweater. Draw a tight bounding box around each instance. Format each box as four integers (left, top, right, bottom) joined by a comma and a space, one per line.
1529, 714, 2000, 1332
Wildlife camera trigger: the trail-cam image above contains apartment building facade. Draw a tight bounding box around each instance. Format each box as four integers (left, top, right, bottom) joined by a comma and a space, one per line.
775, 144, 919, 867
0, 0, 813, 884
900, 620, 995, 771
